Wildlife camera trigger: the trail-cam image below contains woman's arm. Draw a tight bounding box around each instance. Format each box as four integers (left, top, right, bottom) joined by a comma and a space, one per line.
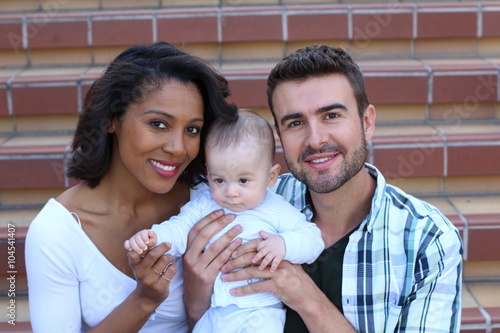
27, 217, 177, 333
182, 210, 241, 329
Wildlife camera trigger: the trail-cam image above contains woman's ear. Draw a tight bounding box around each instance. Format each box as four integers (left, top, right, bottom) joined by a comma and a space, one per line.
267, 163, 281, 187
108, 117, 117, 133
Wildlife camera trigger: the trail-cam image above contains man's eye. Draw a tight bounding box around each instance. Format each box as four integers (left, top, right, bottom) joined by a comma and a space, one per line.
289, 120, 302, 127
325, 113, 339, 120
240, 179, 249, 184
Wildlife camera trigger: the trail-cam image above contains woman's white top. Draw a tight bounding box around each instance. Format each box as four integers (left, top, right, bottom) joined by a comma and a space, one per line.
26, 199, 187, 332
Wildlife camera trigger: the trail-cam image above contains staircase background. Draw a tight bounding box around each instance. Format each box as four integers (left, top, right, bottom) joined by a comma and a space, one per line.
0, 0, 499, 332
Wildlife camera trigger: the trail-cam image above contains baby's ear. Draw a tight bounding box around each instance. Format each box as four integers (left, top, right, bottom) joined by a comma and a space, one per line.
267, 163, 281, 187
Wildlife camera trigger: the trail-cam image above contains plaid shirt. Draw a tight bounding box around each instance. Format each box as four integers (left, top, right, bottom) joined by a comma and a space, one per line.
271, 163, 463, 332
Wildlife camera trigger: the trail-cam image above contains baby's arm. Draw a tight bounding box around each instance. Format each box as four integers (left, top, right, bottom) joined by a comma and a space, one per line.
124, 230, 157, 255
252, 231, 285, 272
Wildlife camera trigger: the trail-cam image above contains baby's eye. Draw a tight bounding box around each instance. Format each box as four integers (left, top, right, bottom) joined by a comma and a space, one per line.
214, 178, 224, 184
186, 126, 201, 135
239, 178, 249, 184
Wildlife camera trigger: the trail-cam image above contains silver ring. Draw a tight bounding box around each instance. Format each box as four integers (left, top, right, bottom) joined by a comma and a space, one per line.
247, 278, 253, 285
153, 268, 163, 276
161, 275, 171, 282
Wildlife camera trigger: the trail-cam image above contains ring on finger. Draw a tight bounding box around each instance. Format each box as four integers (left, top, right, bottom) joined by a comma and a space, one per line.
161, 274, 171, 282
153, 268, 163, 276
162, 262, 173, 274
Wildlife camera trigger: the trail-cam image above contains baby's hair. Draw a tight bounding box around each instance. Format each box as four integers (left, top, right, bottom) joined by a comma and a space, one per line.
205, 109, 276, 163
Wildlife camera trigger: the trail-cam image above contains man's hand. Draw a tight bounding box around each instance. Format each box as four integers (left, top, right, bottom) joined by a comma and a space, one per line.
221, 253, 355, 333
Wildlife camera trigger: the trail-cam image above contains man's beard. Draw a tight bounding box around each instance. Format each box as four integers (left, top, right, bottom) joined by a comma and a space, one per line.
286, 137, 367, 194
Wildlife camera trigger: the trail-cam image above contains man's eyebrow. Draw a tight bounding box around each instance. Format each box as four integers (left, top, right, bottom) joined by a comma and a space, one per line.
280, 113, 303, 126
317, 103, 348, 113
280, 103, 348, 125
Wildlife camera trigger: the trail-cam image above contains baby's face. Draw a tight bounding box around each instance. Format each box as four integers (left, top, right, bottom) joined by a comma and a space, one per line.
206, 142, 272, 212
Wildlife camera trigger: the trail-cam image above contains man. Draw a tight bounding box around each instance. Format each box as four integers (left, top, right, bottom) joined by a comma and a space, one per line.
183, 45, 463, 332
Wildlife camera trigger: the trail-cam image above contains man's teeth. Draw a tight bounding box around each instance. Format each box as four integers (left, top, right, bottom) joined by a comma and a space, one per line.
311, 157, 331, 163
150, 159, 175, 171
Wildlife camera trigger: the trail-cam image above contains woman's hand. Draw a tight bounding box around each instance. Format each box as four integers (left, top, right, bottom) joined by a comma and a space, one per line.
182, 210, 242, 328
127, 242, 177, 308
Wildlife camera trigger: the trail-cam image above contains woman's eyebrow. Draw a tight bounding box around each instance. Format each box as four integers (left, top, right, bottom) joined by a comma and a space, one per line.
143, 110, 204, 122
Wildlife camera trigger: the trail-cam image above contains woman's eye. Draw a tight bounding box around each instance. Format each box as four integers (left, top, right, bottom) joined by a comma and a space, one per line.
186, 126, 201, 135
151, 120, 167, 129
239, 178, 249, 184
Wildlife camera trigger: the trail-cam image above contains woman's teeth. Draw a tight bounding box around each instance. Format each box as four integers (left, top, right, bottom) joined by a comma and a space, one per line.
149, 159, 176, 171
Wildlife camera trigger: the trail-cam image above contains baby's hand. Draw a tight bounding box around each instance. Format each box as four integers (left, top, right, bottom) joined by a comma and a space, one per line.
124, 230, 157, 254
251, 231, 286, 272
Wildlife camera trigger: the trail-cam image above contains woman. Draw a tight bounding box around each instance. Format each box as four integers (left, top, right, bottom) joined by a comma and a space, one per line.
25, 41, 239, 332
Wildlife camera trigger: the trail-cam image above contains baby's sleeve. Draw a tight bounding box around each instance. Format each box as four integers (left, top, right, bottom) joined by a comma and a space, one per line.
278, 202, 324, 264
151, 195, 204, 256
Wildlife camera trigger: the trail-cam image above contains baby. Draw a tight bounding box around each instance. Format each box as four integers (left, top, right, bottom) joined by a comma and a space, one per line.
125, 110, 324, 332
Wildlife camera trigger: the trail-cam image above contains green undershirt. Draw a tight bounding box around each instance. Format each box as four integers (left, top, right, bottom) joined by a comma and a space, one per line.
283, 226, 356, 333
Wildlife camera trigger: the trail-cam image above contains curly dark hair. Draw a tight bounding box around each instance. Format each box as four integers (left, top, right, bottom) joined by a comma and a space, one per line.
267, 44, 369, 122
67, 41, 238, 188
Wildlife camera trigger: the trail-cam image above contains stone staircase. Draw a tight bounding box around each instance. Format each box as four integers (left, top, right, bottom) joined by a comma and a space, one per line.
1, 0, 499, 331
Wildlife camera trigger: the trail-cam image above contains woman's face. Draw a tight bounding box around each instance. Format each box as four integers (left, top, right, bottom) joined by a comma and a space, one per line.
110, 80, 204, 194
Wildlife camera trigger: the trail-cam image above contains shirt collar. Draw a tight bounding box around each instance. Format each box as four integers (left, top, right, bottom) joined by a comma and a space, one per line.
363, 162, 387, 233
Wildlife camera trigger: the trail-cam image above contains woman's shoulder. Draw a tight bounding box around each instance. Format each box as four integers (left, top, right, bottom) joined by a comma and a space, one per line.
26, 198, 86, 248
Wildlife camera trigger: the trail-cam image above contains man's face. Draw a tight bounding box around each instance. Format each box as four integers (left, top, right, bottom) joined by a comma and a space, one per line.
272, 74, 374, 194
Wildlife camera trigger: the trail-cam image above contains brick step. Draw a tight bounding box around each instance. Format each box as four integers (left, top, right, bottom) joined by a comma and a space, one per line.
2, 56, 500, 126
1, 2, 500, 69
2, 123, 499, 193
462, 261, 500, 332
0, 294, 30, 330
2, 0, 486, 14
